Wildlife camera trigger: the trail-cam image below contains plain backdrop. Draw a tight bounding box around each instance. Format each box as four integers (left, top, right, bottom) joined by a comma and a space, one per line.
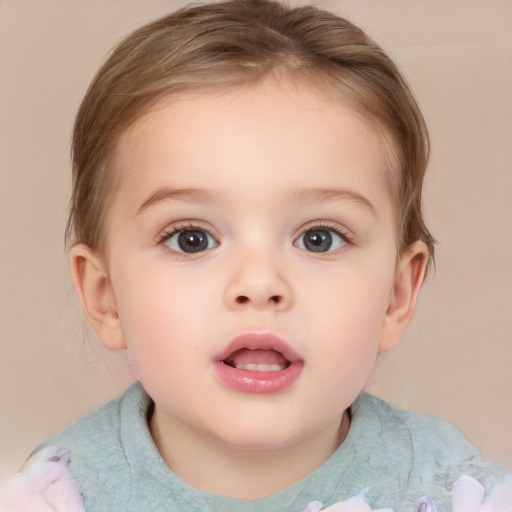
0, 0, 511, 485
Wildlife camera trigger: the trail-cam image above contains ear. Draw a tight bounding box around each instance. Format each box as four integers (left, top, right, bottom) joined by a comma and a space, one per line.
70, 244, 127, 351
378, 241, 429, 353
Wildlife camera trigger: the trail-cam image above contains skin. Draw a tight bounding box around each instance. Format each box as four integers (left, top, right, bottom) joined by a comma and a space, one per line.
70, 78, 428, 500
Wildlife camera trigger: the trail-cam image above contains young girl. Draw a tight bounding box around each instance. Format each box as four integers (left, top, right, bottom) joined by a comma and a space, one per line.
1, 1, 510, 511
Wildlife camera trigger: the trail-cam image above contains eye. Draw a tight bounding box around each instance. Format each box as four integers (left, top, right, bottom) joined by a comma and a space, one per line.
163, 228, 218, 254
295, 227, 347, 253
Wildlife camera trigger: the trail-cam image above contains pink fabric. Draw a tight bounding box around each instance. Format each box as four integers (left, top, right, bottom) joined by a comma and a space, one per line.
302, 475, 512, 511
451, 475, 512, 512
0, 446, 85, 512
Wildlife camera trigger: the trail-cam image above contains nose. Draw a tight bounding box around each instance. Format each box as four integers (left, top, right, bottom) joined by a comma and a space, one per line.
223, 250, 293, 311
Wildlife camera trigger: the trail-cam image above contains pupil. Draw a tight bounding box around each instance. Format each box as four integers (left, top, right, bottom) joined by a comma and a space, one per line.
304, 229, 332, 252
178, 230, 208, 253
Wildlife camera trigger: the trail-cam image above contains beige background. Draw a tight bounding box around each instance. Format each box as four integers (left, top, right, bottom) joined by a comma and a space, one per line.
0, 0, 511, 485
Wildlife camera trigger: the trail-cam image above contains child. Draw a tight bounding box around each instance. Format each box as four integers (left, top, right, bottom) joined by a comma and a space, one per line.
2, 1, 510, 511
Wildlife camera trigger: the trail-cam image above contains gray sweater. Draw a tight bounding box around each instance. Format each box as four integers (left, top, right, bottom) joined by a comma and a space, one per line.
38, 382, 509, 512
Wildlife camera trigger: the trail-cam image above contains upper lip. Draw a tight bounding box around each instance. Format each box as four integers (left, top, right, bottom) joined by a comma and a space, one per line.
214, 331, 304, 364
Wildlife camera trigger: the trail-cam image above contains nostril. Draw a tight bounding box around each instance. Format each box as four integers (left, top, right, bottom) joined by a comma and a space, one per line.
235, 295, 282, 305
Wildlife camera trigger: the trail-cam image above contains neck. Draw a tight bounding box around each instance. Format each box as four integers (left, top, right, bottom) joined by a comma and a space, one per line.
150, 407, 350, 500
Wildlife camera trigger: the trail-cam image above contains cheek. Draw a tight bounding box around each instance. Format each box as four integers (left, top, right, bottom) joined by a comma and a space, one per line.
110, 260, 222, 366
302, 256, 396, 370
305, 256, 394, 326
110, 265, 184, 354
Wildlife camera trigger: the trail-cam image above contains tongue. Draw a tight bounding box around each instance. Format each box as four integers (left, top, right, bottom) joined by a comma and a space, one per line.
225, 348, 288, 367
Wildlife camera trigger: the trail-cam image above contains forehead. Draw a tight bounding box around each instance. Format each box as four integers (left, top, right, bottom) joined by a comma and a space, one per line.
110, 79, 396, 220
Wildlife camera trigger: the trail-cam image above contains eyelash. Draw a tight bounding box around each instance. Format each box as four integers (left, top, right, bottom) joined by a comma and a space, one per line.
294, 221, 353, 253
298, 222, 351, 243
157, 221, 353, 254
158, 223, 218, 250
159, 224, 208, 244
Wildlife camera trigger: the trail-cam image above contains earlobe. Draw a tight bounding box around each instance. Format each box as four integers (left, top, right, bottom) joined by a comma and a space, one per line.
69, 244, 127, 351
378, 241, 429, 352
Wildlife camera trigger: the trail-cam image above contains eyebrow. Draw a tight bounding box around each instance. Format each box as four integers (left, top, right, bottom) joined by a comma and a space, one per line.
285, 188, 376, 216
137, 187, 220, 215
137, 186, 376, 217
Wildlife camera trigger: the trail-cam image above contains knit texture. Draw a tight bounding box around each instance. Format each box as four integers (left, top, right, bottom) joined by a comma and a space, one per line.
36, 382, 509, 512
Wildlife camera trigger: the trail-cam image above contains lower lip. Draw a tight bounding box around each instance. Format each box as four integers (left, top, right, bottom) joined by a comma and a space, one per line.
213, 361, 303, 394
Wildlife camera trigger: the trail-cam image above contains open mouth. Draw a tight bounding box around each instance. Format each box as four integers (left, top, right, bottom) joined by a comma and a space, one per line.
222, 348, 291, 372
214, 333, 303, 394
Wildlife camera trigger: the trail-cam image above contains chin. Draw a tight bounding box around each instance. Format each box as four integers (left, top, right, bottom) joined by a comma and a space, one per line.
211, 422, 310, 452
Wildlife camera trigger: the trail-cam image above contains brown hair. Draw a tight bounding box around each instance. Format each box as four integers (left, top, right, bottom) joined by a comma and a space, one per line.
67, 0, 434, 260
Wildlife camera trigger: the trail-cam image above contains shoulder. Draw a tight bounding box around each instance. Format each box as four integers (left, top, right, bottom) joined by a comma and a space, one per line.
34, 382, 149, 507
37, 384, 134, 460
354, 393, 509, 496
41, 391, 124, 450
356, 393, 478, 453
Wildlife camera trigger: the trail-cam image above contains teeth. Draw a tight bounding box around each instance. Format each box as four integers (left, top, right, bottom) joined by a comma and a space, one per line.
234, 363, 285, 372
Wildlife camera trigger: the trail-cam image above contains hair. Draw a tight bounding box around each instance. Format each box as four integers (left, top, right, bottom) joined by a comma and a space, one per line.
66, 0, 435, 262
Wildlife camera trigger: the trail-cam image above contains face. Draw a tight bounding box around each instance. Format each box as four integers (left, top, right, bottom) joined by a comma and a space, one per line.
83, 79, 418, 453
